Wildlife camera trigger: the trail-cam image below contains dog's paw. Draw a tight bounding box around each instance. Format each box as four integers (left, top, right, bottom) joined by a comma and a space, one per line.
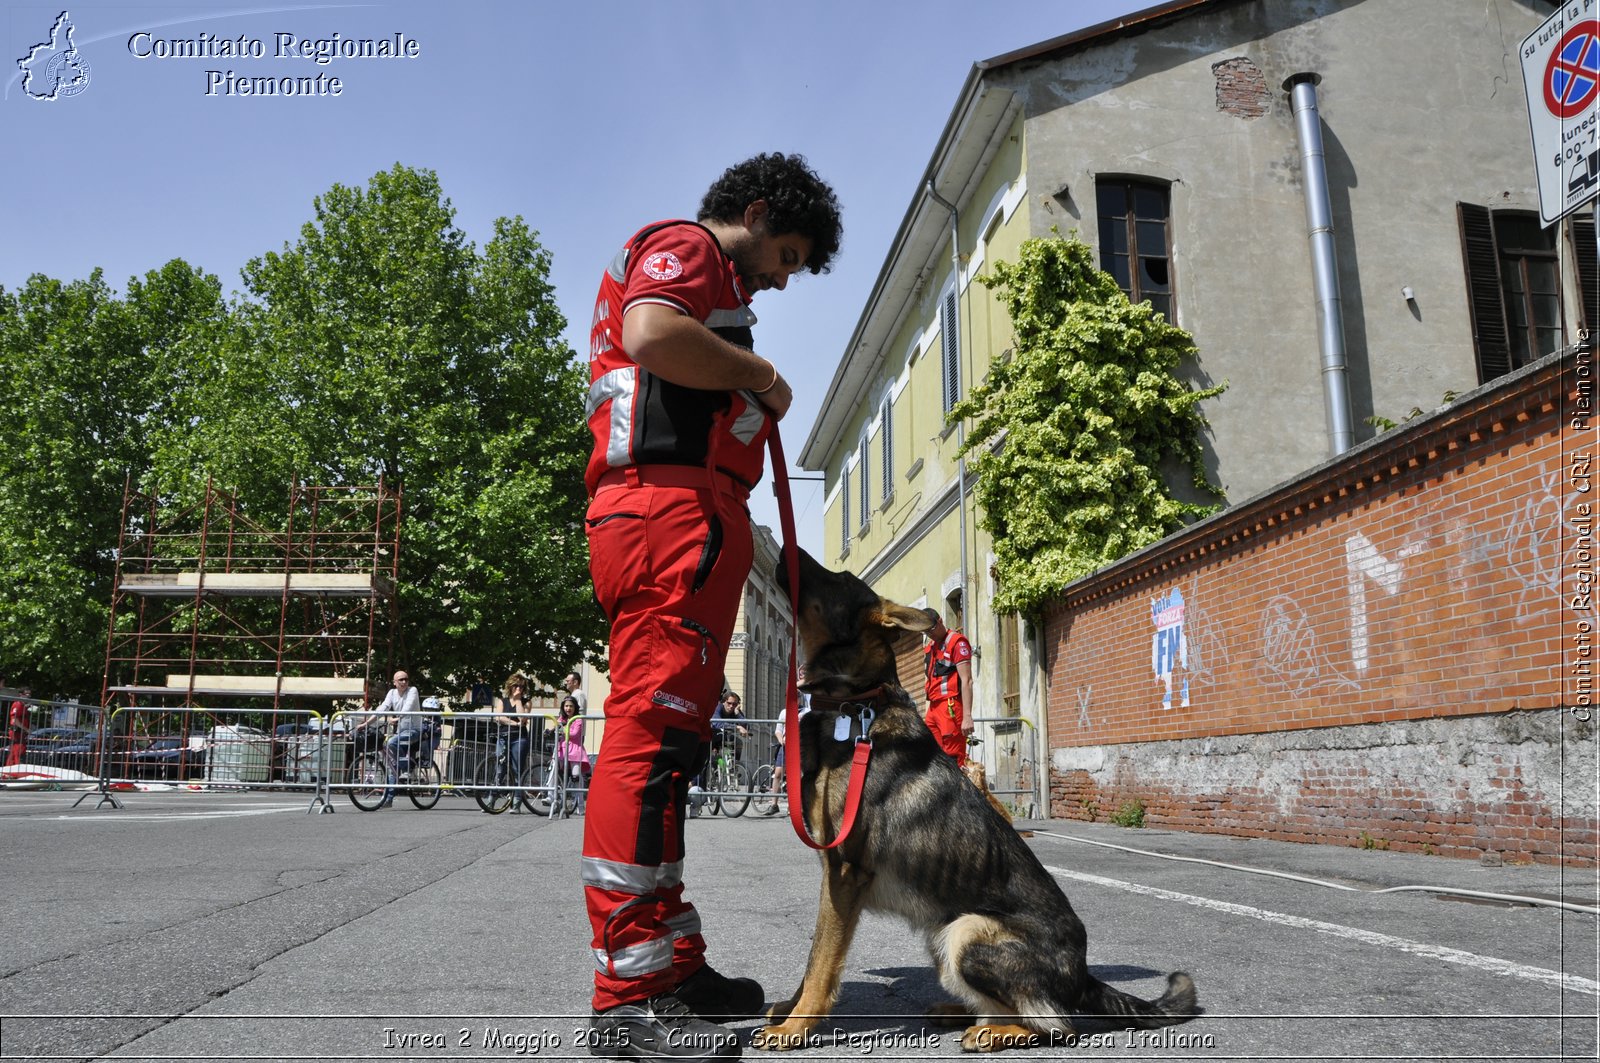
926, 1002, 974, 1027
959, 1024, 1041, 1053
764, 997, 799, 1024
752, 1022, 811, 1052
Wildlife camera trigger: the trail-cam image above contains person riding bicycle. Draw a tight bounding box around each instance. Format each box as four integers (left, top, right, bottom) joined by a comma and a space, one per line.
348, 670, 410, 754
708, 691, 749, 762
369, 670, 428, 810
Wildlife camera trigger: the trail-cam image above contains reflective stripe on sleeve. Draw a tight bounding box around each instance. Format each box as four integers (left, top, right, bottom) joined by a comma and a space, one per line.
705, 306, 758, 330
729, 395, 767, 445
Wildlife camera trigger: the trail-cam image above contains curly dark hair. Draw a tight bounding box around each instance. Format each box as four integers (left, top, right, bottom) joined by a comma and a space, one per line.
698, 153, 842, 274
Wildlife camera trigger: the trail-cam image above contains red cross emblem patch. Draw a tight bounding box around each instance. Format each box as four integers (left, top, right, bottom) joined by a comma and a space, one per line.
641, 251, 683, 281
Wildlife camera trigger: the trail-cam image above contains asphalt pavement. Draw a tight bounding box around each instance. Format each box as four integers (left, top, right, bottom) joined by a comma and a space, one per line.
0, 786, 1595, 1062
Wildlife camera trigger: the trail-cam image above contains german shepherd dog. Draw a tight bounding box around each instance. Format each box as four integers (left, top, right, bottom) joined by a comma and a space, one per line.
753, 551, 1198, 1053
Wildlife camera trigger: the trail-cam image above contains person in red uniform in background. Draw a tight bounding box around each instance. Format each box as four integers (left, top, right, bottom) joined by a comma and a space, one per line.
922, 609, 974, 767
581, 153, 842, 1063
5, 686, 31, 767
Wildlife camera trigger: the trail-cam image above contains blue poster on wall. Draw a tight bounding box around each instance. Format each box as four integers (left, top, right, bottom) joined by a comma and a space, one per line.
1151, 588, 1189, 710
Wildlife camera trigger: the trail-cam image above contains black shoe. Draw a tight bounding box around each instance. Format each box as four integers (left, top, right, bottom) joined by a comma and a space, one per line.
674, 964, 765, 1023
589, 993, 740, 1060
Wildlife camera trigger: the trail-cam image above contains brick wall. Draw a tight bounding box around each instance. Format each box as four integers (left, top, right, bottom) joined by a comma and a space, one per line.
1044, 350, 1596, 864
1212, 57, 1270, 120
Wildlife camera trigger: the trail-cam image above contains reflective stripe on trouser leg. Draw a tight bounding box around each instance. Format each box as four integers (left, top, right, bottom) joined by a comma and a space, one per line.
582, 714, 714, 1008
592, 904, 705, 977
583, 484, 753, 1010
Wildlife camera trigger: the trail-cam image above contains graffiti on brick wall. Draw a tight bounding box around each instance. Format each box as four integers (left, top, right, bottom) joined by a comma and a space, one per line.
1443, 471, 1596, 629
1181, 575, 1228, 685
1266, 475, 1583, 692
1347, 530, 1428, 672
1505, 473, 1595, 627
1263, 519, 1429, 687
1259, 593, 1363, 696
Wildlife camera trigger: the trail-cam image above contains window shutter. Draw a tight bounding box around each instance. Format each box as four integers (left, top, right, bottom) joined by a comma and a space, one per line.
941, 290, 960, 413
879, 397, 893, 501
1458, 202, 1513, 382
840, 463, 850, 552
1571, 213, 1598, 341
857, 436, 869, 525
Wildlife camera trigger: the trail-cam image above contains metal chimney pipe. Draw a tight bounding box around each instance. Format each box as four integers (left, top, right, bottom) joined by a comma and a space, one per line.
1284, 72, 1355, 456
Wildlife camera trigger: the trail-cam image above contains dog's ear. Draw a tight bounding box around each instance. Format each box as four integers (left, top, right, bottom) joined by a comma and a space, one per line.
874, 601, 934, 633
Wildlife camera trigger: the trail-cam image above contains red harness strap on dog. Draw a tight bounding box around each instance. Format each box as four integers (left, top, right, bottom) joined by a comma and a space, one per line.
768, 424, 870, 850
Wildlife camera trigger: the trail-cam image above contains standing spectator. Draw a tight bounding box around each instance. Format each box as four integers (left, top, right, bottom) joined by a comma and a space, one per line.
768, 667, 809, 814
923, 609, 974, 767
555, 695, 590, 812
562, 671, 587, 714
580, 152, 843, 1057
499, 673, 536, 779
6, 687, 32, 767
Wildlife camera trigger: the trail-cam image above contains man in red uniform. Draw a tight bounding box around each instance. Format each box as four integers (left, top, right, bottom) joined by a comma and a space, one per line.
922, 609, 973, 766
5, 686, 31, 767
582, 153, 841, 1062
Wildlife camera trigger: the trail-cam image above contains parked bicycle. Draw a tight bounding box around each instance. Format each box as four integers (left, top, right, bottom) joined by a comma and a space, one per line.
473, 738, 534, 814
532, 749, 584, 817
349, 724, 441, 811
750, 762, 783, 816
473, 733, 581, 817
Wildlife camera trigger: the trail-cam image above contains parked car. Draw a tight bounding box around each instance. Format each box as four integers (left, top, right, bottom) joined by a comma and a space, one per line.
121, 736, 208, 781
38, 730, 150, 776
14, 728, 97, 770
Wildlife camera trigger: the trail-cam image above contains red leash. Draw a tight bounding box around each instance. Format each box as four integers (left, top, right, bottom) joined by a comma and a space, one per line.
767, 424, 871, 850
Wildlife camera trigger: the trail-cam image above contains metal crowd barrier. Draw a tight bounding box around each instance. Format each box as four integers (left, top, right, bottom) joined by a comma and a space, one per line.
9, 703, 1034, 820
2, 696, 111, 795
319, 709, 594, 817
0, 704, 335, 810
969, 714, 1040, 818
737, 713, 1039, 820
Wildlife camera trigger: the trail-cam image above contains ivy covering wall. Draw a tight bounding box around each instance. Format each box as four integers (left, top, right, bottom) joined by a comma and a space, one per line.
952, 233, 1224, 616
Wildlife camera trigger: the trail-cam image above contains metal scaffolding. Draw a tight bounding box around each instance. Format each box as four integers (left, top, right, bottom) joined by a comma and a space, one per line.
100, 477, 403, 712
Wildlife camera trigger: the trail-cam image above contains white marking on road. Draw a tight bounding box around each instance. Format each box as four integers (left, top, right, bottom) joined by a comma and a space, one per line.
1047, 865, 1600, 997
55, 805, 306, 821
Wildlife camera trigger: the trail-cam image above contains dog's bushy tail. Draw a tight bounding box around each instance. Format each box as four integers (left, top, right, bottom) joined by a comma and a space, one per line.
1083, 972, 1198, 1028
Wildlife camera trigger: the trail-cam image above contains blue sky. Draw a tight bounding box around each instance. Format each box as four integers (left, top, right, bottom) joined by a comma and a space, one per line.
3, 0, 1146, 557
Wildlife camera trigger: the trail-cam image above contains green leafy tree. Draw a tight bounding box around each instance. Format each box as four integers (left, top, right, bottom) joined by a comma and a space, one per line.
150, 164, 604, 687
0, 262, 226, 695
951, 233, 1224, 616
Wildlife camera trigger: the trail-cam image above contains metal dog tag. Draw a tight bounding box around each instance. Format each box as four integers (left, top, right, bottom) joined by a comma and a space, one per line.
833, 716, 851, 742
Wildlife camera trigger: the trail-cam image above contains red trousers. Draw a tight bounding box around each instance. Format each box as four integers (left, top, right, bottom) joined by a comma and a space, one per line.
925, 699, 967, 766
4, 728, 26, 767
582, 478, 752, 1010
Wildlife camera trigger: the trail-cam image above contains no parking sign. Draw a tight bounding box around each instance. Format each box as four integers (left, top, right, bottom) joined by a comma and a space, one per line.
1521, 0, 1600, 224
